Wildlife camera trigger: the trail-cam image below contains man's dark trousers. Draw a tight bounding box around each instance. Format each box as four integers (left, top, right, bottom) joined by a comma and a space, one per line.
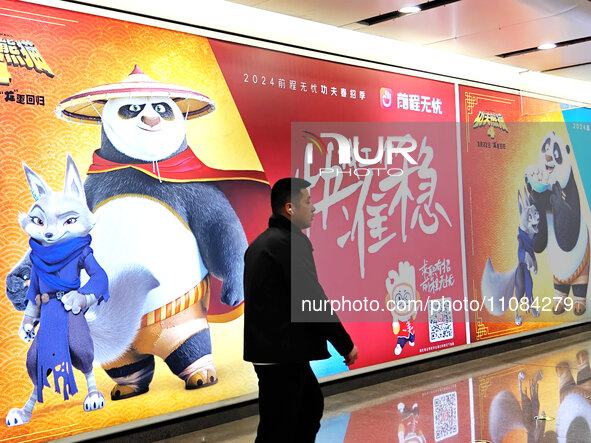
254, 362, 323, 443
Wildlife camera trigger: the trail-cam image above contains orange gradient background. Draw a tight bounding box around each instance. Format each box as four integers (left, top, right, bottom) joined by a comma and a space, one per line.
0, 1, 260, 441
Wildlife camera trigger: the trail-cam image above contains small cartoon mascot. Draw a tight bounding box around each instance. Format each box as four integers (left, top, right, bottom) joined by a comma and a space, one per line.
386, 261, 419, 356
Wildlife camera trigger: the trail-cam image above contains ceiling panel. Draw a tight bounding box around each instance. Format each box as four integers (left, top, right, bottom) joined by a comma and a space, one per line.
513, 0, 589, 16
357, 0, 586, 47
227, 0, 415, 27
547, 64, 591, 82
225, 0, 591, 82
494, 41, 591, 72
427, 14, 591, 59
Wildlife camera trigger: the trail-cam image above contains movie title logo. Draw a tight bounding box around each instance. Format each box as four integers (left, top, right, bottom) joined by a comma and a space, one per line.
0, 38, 54, 86
472, 111, 508, 139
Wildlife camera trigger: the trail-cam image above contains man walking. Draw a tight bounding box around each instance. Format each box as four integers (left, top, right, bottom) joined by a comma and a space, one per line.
244, 177, 358, 443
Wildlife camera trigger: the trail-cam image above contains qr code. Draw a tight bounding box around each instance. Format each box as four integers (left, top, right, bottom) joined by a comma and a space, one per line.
433, 391, 458, 441
428, 297, 454, 343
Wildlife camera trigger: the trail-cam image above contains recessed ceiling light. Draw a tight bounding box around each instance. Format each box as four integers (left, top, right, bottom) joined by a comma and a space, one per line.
537, 42, 557, 50
399, 5, 422, 14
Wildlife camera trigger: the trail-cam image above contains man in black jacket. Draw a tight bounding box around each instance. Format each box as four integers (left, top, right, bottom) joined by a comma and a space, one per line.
244, 177, 358, 443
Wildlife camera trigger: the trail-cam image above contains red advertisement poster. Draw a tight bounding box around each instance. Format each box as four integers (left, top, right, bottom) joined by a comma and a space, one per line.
210, 40, 467, 369
459, 85, 591, 342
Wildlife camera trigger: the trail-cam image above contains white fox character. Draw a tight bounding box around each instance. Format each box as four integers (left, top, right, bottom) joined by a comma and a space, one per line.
6, 155, 109, 427
386, 261, 419, 356
481, 187, 539, 326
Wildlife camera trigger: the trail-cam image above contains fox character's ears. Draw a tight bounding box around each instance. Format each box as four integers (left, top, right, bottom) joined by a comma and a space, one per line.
518, 187, 533, 213
23, 163, 52, 202
64, 154, 86, 201
22, 155, 85, 202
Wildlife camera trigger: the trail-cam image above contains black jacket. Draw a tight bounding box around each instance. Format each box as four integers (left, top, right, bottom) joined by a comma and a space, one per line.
243, 215, 354, 363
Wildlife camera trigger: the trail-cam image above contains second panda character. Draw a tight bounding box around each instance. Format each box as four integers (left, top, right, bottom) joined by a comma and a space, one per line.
526, 131, 589, 316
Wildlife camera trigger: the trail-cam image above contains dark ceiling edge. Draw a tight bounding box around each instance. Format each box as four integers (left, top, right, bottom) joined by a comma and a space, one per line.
50, 0, 591, 106
497, 35, 591, 58
542, 61, 591, 73
358, 0, 462, 26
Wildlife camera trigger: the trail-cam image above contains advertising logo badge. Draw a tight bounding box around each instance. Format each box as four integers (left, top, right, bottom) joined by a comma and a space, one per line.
380, 88, 394, 109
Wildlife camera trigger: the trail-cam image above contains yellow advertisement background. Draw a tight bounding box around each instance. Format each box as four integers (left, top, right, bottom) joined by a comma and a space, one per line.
0, 1, 259, 440
461, 88, 590, 341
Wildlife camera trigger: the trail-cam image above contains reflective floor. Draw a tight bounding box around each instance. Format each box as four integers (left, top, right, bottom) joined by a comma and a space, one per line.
157, 330, 591, 443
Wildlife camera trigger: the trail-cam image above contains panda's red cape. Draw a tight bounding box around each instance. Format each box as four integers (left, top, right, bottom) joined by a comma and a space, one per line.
88, 148, 271, 322
87, 148, 268, 184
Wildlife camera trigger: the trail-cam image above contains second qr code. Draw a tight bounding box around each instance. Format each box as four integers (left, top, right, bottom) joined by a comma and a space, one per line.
428, 297, 454, 343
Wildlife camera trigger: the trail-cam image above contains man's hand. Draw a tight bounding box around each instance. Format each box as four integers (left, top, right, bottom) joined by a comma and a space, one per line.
344, 345, 358, 366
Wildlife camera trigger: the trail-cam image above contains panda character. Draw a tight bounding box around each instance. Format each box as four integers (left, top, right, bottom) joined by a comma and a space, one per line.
6, 66, 268, 400
526, 131, 589, 316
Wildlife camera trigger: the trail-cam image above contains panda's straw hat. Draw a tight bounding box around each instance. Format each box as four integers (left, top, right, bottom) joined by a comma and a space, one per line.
55, 65, 215, 124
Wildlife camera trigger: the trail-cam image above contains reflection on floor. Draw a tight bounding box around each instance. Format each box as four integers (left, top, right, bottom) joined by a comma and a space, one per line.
156, 330, 591, 443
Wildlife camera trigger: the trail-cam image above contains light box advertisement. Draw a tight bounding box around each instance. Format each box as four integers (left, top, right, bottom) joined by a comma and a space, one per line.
0, 0, 589, 441
459, 85, 591, 342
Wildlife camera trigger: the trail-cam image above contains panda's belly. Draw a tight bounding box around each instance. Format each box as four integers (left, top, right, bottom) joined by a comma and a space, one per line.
547, 213, 588, 281
90, 195, 208, 315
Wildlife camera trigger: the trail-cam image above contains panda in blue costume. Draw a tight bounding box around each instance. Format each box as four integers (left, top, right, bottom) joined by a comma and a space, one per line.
7, 66, 269, 400
526, 131, 589, 316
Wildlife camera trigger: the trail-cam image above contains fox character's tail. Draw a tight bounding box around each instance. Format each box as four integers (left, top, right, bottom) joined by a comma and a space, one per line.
488, 390, 527, 443
85, 266, 159, 365
481, 258, 517, 315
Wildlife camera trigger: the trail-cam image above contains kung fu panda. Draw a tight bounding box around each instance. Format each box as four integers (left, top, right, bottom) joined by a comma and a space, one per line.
526, 131, 589, 316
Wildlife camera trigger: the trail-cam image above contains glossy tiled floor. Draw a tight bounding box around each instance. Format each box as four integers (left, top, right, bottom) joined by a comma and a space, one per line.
156, 330, 591, 443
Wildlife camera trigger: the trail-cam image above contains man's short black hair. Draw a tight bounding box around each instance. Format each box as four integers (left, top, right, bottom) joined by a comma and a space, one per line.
271, 177, 311, 216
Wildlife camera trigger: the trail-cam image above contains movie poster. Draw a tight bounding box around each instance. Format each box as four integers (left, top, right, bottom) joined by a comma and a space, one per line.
0, 1, 272, 440
460, 86, 591, 342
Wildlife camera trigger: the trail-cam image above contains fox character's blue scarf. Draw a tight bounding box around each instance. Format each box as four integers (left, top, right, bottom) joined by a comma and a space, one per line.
28, 235, 92, 402
518, 227, 535, 262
